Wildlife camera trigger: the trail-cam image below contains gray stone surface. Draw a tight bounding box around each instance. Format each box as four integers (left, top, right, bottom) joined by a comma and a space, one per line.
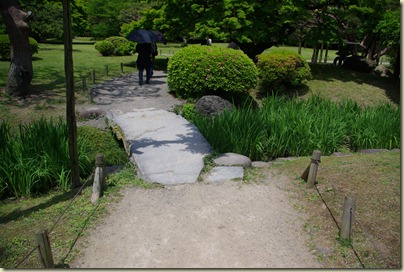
204, 166, 244, 183
108, 108, 212, 185
194, 95, 233, 116
214, 152, 251, 167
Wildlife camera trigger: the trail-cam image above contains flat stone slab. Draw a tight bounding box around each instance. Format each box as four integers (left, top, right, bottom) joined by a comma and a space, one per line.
108, 108, 212, 185
204, 166, 244, 183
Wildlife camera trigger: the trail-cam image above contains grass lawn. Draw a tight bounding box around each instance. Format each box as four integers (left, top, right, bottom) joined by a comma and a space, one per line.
0, 42, 400, 269
265, 150, 401, 268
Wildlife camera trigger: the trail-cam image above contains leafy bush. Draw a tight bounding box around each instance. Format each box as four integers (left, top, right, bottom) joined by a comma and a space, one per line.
179, 103, 195, 120
167, 45, 258, 99
105, 36, 128, 48
116, 42, 135, 56
256, 49, 312, 93
0, 34, 39, 60
78, 126, 128, 166
94, 40, 115, 56
95, 36, 135, 56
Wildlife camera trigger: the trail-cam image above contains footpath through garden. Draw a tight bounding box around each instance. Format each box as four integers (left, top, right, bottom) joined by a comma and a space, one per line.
72, 70, 322, 268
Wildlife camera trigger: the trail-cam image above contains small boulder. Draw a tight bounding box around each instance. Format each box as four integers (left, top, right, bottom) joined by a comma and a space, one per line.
77, 107, 105, 120
194, 95, 233, 116
214, 152, 251, 167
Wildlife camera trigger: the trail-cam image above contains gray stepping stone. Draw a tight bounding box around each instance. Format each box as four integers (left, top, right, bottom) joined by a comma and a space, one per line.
204, 166, 244, 183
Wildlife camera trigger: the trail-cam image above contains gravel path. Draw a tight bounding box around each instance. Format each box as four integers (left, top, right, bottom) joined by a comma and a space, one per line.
71, 71, 322, 268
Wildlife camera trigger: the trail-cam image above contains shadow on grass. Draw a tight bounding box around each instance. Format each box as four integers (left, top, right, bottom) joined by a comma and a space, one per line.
0, 182, 93, 225
309, 63, 400, 105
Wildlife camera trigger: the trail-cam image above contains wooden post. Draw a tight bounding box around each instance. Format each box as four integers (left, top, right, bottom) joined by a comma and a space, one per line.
340, 196, 356, 240
63, 0, 80, 189
82, 76, 87, 92
105, 64, 108, 76
88, 87, 93, 103
160, 49, 162, 55
92, 69, 96, 84
35, 229, 54, 268
306, 150, 321, 189
120, 62, 124, 73
91, 154, 105, 203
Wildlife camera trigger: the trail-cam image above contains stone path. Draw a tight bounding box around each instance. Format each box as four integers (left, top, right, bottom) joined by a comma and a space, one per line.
78, 70, 247, 185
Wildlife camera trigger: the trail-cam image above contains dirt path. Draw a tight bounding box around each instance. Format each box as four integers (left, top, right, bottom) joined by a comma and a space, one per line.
71, 72, 322, 268
71, 176, 321, 268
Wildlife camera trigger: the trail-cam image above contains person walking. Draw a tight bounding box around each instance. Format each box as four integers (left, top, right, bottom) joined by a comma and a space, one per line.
136, 43, 152, 85
150, 42, 158, 77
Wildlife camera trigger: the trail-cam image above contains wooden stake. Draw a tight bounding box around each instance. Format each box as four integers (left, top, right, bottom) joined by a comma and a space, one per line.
35, 229, 54, 268
92, 69, 96, 84
82, 76, 87, 92
91, 154, 105, 203
340, 196, 356, 240
306, 150, 321, 189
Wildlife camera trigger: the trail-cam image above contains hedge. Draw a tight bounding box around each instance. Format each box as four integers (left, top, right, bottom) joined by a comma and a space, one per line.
167, 45, 258, 99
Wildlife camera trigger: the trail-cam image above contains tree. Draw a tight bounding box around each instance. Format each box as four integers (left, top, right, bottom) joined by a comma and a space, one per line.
132, 0, 309, 59
86, 0, 134, 38
18, 0, 89, 41
0, 0, 33, 96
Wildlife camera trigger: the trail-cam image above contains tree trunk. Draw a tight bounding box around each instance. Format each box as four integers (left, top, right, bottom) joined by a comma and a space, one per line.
62, 0, 81, 189
393, 48, 400, 85
0, 0, 33, 96
238, 42, 274, 60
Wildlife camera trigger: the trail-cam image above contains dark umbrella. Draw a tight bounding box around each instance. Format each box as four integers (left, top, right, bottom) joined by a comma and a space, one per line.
150, 30, 167, 45
127, 29, 159, 44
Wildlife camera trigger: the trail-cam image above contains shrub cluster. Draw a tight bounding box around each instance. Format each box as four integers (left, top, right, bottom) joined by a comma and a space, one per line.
167, 45, 258, 99
0, 34, 39, 60
94, 36, 135, 56
189, 96, 400, 161
256, 49, 312, 93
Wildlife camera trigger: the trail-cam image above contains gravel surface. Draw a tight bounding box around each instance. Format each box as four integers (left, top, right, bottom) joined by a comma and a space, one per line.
71, 71, 322, 268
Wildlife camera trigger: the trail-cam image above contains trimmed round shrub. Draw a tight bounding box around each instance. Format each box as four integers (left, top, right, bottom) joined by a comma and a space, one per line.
105, 36, 128, 48
0, 34, 39, 60
116, 42, 135, 56
256, 49, 312, 93
94, 40, 115, 56
167, 45, 258, 99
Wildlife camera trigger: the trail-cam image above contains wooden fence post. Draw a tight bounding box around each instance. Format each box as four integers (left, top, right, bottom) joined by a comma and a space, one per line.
35, 229, 54, 268
120, 62, 124, 73
306, 150, 321, 189
88, 88, 93, 103
91, 154, 105, 203
82, 76, 87, 93
92, 69, 96, 84
340, 196, 356, 240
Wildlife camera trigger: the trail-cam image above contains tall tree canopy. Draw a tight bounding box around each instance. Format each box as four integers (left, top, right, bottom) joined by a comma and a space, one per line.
137, 0, 309, 59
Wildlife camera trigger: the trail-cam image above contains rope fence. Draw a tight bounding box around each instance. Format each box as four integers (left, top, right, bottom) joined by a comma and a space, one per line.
14, 155, 104, 268
303, 150, 387, 268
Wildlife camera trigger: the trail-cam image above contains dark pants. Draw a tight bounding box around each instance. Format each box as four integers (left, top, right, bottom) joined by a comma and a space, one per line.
137, 62, 151, 83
